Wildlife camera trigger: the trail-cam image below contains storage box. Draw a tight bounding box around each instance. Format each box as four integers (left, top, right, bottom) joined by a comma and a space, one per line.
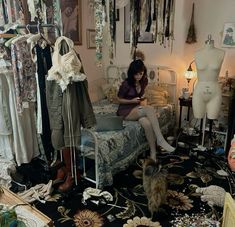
0, 186, 53, 226
222, 192, 235, 227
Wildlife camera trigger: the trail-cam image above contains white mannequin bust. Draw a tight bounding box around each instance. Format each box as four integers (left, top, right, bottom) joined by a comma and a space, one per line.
192, 35, 225, 119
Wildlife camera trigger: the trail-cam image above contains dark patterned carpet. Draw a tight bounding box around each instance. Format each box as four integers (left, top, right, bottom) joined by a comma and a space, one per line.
33, 147, 235, 227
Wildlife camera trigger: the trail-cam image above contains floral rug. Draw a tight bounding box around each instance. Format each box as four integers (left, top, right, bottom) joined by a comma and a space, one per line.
34, 148, 235, 227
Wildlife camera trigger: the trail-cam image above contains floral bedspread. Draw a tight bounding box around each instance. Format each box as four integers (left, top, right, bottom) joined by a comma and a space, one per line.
81, 99, 175, 188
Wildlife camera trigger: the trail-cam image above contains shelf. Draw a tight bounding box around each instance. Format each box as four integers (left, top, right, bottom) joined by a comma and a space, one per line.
222, 93, 231, 97
213, 130, 227, 136
204, 128, 227, 136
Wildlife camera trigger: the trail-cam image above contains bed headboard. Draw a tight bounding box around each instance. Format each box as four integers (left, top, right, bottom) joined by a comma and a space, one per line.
106, 65, 177, 105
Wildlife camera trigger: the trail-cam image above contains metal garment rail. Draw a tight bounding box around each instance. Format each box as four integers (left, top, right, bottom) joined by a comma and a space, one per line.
16, 23, 61, 36
0, 23, 61, 37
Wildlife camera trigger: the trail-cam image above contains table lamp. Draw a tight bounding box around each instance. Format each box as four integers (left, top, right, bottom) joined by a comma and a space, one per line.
184, 60, 196, 93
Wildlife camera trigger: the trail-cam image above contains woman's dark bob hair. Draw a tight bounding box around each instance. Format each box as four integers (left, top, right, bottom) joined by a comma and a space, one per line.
127, 59, 148, 87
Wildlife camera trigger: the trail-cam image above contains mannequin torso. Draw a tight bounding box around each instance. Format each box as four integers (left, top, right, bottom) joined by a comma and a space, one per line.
192, 41, 225, 119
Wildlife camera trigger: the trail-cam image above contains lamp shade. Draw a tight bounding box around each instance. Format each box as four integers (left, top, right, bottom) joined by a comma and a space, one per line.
185, 70, 196, 80
184, 61, 196, 81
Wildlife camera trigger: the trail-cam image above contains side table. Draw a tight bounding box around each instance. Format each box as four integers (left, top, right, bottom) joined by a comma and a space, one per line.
178, 96, 192, 129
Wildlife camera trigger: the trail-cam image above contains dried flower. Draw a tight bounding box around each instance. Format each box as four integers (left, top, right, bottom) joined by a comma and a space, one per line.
123, 216, 162, 227
167, 190, 193, 210
74, 209, 103, 227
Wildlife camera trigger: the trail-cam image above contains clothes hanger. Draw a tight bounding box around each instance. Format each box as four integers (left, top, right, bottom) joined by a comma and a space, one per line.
4, 31, 20, 47
10, 24, 33, 45
27, 23, 41, 43
27, 23, 51, 46
3, 25, 21, 47
27, 23, 52, 62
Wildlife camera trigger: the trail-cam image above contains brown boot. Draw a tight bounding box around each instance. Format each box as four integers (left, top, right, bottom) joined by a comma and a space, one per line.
57, 148, 74, 193
58, 173, 74, 193
53, 166, 67, 185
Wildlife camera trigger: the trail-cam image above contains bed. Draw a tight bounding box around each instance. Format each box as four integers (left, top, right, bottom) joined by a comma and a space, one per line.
80, 65, 177, 189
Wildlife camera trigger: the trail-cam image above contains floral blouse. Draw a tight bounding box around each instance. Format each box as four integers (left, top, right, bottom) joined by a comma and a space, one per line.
11, 36, 37, 113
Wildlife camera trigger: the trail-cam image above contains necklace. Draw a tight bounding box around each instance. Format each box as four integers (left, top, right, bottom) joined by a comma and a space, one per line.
135, 82, 141, 93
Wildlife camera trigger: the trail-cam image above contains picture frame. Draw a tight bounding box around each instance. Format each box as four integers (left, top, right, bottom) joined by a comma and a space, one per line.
124, 3, 154, 43
116, 9, 120, 21
86, 29, 96, 49
60, 0, 82, 45
221, 23, 235, 48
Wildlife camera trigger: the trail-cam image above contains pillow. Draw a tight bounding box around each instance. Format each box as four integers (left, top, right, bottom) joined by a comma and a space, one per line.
101, 83, 118, 103
145, 84, 169, 106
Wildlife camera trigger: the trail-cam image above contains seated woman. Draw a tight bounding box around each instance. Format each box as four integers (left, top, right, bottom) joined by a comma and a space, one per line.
116, 59, 175, 160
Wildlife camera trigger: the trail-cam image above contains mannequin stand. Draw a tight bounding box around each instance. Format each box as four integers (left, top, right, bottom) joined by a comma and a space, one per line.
200, 114, 214, 149
208, 119, 213, 148
201, 114, 206, 147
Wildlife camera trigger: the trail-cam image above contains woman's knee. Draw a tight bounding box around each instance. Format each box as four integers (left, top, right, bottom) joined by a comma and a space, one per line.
143, 105, 155, 113
138, 117, 152, 128
138, 105, 154, 117
126, 108, 141, 120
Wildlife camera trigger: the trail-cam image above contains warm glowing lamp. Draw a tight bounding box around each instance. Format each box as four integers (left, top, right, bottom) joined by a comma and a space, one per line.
184, 60, 196, 92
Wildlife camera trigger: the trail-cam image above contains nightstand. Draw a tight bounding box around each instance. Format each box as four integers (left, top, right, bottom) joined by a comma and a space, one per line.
178, 96, 192, 129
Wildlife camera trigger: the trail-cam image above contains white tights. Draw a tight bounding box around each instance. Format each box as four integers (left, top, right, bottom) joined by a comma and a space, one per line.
125, 106, 175, 160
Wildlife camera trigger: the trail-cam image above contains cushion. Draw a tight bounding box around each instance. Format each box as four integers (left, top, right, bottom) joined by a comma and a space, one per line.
101, 83, 118, 103
145, 84, 169, 106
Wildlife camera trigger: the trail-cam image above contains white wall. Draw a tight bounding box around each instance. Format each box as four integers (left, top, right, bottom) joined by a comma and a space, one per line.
112, 0, 235, 86
102, 0, 195, 99
193, 0, 235, 77
78, 0, 235, 95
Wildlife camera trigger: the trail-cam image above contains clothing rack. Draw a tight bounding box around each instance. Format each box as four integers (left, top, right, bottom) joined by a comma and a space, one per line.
0, 23, 61, 37
17, 24, 61, 36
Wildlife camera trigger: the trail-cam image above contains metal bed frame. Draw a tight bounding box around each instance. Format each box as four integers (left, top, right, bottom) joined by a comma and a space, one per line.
79, 65, 177, 189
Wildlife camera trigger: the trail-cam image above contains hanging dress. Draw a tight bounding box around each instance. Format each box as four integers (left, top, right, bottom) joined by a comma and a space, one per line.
27, 37, 55, 162
0, 44, 14, 160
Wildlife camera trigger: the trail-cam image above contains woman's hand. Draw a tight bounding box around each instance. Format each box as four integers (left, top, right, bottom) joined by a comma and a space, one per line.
132, 97, 141, 103
117, 97, 141, 104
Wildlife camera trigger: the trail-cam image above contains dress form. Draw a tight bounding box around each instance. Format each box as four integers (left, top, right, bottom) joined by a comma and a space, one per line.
192, 35, 225, 146
193, 36, 225, 119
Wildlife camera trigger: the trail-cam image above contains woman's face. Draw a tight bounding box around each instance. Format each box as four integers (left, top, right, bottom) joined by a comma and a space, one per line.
134, 71, 144, 81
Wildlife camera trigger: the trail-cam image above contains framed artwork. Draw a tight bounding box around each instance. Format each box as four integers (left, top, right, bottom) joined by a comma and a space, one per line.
86, 29, 96, 49
222, 23, 235, 47
60, 0, 82, 45
124, 3, 154, 43
116, 9, 120, 21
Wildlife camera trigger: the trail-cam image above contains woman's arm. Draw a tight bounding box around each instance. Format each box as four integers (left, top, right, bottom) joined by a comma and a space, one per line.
117, 97, 141, 104
117, 80, 141, 104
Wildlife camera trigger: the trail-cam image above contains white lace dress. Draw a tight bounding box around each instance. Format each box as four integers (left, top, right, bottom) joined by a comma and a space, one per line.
0, 58, 39, 165
0, 58, 14, 161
